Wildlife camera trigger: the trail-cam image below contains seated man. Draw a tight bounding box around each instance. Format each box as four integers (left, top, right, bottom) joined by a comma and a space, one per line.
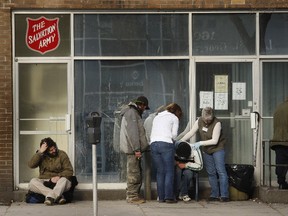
28, 137, 74, 205
175, 142, 202, 202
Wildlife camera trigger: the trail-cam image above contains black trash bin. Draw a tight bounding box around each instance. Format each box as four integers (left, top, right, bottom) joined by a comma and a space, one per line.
225, 164, 254, 201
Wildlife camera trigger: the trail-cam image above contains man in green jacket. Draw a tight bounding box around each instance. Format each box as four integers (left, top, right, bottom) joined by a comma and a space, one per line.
120, 96, 150, 204
28, 137, 74, 205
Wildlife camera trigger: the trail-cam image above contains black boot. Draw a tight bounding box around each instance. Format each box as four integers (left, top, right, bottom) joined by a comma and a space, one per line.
278, 182, 288, 189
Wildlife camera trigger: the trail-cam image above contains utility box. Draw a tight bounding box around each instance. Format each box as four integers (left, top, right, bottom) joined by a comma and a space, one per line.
86, 112, 102, 144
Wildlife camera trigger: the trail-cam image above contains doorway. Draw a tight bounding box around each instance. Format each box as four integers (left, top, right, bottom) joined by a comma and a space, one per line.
195, 62, 255, 165
15, 61, 73, 187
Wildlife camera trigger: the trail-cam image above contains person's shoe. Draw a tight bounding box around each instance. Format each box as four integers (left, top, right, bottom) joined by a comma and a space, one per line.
279, 182, 288, 190
56, 195, 66, 205
126, 197, 146, 204
182, 195, 191, 202
208, 197, 220, 202
220, 197, 230, 202
44, 197, 54, 206
179, 195, 191, 202
165, 199, 178, 203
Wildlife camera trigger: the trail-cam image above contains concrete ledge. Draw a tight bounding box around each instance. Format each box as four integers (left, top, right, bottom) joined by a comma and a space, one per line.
258, 186, 288, 203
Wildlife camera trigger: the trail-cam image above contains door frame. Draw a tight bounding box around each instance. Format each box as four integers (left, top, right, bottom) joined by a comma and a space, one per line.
190, 58, 262, 185
13, 58, 74, 189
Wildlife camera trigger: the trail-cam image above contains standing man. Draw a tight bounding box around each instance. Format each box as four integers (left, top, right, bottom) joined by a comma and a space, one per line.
28, 137, 74, 205
271, 97, 288, 189
120, 96, 150, 204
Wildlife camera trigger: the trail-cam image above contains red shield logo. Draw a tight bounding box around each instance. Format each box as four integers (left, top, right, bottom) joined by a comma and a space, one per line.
26, 17, 60, 54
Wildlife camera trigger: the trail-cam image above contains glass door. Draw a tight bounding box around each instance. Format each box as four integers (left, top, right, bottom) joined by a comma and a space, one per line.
195, 62, 254, 165
15, 62, 72, 186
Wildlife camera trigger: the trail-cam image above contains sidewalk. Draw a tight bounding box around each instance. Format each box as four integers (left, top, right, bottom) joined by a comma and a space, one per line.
0, 199, 288, 216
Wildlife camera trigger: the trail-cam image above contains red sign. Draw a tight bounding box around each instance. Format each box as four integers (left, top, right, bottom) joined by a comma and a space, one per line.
26, 16, 60, 54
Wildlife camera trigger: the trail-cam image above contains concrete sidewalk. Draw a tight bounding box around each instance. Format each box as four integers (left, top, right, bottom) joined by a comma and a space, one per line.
0, 199, 288, 216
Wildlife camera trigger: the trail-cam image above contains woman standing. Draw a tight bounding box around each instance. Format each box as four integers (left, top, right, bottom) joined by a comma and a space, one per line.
180, 107, 229, 202
150, 103, 183, 203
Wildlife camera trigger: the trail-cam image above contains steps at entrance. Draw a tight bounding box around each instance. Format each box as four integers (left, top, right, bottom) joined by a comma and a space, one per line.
12, 186, 288, 203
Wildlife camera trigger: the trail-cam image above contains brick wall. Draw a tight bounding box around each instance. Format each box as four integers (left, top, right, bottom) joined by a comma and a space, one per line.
0, 0, 287, 204
0, 5, 13, 204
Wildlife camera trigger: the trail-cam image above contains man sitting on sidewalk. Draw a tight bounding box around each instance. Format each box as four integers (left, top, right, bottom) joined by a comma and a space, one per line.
28, 137, 74, 205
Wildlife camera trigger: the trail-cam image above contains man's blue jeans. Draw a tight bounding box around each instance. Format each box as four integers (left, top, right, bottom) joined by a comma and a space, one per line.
175, 167, 194, 197
203, 149, 229, 198
151, 141, 175, 201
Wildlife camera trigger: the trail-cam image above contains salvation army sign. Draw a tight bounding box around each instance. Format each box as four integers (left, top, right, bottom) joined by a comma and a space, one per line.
26, 17, 60, 54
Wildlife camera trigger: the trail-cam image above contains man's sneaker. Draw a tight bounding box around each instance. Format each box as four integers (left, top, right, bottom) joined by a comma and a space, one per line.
56, 195, 66, 205
182, 195, 191, 202
126, 197, 146, 204
178, 195, 191, 202
44, 197, 54, 206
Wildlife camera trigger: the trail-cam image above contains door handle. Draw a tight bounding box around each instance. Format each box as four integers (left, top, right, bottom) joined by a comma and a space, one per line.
65, 114, 71, 132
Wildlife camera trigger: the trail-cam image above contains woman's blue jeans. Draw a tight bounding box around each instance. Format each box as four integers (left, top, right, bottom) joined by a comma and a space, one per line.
151, 141, 175, 201
203, 149, 229, 198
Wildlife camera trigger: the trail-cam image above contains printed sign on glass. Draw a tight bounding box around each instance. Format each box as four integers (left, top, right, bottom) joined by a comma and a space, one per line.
26, 16, 60, 54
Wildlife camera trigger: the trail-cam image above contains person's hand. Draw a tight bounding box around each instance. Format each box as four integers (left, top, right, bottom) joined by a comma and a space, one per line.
39, 142, 48, 153
51, 176, 60, 183
192, 142, 201, 150
134, 151, 142, 160
177, 163, 186, 169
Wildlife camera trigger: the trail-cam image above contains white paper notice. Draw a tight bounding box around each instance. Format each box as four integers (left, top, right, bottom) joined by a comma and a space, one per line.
215, 93, 228, 110
199, 91, 213, 108
232, 82, 246, 100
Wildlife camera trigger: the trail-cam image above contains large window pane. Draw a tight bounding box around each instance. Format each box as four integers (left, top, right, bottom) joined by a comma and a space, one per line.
260, 13, 288, 55
74, 14, 188, 56
193, 14, 256, 55
262, 62, 288, 140
74, 60, 189, 183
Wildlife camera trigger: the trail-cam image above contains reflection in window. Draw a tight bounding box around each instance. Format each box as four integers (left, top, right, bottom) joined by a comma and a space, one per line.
192, 14, 256, 55
74, 14, 188, 56
260, 13, 288, 55
74, 60, 189, 183
262, 62, 288, 140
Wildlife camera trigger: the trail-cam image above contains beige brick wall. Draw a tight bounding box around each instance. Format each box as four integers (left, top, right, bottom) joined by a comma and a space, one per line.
0, 0, 287, 203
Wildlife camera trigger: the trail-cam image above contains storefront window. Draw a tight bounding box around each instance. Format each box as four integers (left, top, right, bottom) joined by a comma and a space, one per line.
15, 14, 71, 57
260, 13, 288, 55
74, 14, 188, 56
74, 60, 189, 183
192, 14, 256, 55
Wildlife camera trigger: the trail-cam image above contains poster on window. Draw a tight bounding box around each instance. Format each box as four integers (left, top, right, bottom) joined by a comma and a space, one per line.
214, 75, 228, 93
214, 75, 228, 110
199, 91, 213, 108
215, 93, 228, 110
232, 82, 246, 100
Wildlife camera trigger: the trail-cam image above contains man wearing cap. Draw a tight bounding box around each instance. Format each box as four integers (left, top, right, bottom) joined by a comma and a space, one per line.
175, 141, 203, 202
120, 96, 150, 204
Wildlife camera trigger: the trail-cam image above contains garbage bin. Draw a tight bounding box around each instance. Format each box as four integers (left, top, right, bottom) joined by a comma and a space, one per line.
225, 164, 254, 201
